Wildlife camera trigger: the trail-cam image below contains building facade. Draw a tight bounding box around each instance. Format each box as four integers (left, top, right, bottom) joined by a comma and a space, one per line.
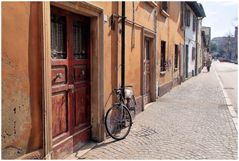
183, 2, 205, 79
2, 1, 205, 159
201, 26, 211, 65
157, 2, 184, 97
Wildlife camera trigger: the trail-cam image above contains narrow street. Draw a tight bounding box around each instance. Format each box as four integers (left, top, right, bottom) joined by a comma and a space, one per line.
67, 64, 238, 160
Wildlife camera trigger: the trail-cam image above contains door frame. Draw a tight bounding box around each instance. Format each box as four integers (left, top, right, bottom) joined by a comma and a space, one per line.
141, 28, 156, 110
41, 2, 104, 159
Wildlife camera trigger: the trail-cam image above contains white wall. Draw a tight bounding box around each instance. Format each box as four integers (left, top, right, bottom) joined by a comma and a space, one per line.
185, 5, 196, 76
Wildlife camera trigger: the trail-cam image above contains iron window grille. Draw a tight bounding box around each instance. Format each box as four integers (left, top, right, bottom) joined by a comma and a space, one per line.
51, 14, 67, 59
161, 2, 168, 13
160, 41, 166, 72
174, 45, 179, 68
73, 20, 88, 59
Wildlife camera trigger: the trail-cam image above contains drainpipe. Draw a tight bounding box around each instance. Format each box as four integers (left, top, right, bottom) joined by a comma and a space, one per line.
121, 1, 126, 97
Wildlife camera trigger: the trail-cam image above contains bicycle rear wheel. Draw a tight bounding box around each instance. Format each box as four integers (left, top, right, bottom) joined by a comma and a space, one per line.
105, 104, 132, 140
126, 95, 136, 117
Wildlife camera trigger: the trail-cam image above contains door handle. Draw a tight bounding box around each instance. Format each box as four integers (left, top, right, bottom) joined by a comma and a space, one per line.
56, 73, 63, 79
68, 84, 75, 93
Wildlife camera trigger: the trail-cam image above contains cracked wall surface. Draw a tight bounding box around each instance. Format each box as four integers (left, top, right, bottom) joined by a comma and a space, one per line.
2, 2, 43, 159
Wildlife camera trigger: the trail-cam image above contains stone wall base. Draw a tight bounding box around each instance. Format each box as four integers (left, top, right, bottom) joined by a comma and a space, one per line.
158, 81, 173, 97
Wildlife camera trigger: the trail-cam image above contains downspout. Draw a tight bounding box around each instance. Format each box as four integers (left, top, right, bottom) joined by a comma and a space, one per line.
121, 1, 126, 97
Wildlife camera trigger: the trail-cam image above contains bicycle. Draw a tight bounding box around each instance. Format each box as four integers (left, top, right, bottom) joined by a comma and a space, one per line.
105, 86, 137, 140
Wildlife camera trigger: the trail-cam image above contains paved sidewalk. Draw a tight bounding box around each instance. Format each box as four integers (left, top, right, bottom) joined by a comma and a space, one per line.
70, 66, 238, 159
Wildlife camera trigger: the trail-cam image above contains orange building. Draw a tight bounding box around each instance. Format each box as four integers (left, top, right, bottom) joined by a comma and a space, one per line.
156, 2, 184, 97
2, 2, 187, 159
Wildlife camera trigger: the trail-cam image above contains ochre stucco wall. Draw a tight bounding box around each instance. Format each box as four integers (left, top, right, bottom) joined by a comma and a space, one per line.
168, 2, 184, 83
157, 3, 171, 87
92, 2, 155, 105
91, 2, 119, 111
125, 25, 142, 96
2, 2, 43, 159
157, 2, 184, 91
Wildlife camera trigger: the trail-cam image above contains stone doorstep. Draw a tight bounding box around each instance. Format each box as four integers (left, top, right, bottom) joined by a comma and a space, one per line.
65, 141, 97, 160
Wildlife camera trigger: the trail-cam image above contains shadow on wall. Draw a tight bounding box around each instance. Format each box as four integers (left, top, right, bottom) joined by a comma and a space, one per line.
2, 2, 43, 159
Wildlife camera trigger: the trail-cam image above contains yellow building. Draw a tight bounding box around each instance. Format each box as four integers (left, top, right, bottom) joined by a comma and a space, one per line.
156, 2, 184, 97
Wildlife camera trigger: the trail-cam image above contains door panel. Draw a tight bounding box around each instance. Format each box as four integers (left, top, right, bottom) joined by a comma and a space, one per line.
52, 92, 68, 137
75, 86, 89, 128
52, 66, 67, 84
73, 65, 88, 83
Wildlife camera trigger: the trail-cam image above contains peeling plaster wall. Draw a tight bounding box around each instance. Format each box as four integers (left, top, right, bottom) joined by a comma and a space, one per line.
2, 2, 43, 159
168, 2, 184, 85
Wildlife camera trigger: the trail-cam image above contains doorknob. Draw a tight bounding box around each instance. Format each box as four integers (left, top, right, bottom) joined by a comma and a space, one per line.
56, 73, 63, 79
68, 84, 75, 93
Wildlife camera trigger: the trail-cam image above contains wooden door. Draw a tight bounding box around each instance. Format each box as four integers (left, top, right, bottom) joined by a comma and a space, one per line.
144, 38, 150, 103
50, 7, 91, 156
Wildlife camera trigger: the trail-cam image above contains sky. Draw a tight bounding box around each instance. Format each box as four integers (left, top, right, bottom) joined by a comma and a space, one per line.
199, 0, 238, 39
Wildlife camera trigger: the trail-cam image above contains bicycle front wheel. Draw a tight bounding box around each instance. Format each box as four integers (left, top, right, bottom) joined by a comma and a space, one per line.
105, 104, 132, 140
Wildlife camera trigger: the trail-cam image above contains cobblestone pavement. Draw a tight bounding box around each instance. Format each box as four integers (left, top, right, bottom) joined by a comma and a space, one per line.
78, 66, 237, 159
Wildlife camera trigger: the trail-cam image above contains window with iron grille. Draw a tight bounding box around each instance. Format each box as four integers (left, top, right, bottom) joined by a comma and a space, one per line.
51, 14, 66, 59
73, 20, 88, 59
185, 9, 190, 27
193, 16, 196, 31
174, 45, 179, 68
161, 2, 168, 13
180, 2, 184, 28
161, 41, 166, 72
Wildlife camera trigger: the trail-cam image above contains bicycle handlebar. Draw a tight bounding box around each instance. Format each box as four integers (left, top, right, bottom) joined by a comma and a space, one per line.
113, 86, 133, 92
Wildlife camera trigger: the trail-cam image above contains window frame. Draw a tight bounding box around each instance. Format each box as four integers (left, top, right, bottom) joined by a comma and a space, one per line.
160, 2, 169, 18
193, 15, 196, 32
161, 2, 168, 12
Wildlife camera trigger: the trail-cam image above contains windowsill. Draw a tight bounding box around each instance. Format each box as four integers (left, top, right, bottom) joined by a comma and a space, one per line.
160, 9, 169, 18
146, 1, 158, 8
160, 71, 166, 76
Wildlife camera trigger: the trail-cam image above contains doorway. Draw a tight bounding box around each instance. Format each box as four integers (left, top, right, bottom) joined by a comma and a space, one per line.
186, 45, 189, 78
143, 37, 151, 104
50, 6, 91, 157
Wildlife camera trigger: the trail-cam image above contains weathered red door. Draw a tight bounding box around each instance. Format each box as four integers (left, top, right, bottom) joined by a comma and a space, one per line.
144, 38, 151, 104
50, 7, 91, 158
